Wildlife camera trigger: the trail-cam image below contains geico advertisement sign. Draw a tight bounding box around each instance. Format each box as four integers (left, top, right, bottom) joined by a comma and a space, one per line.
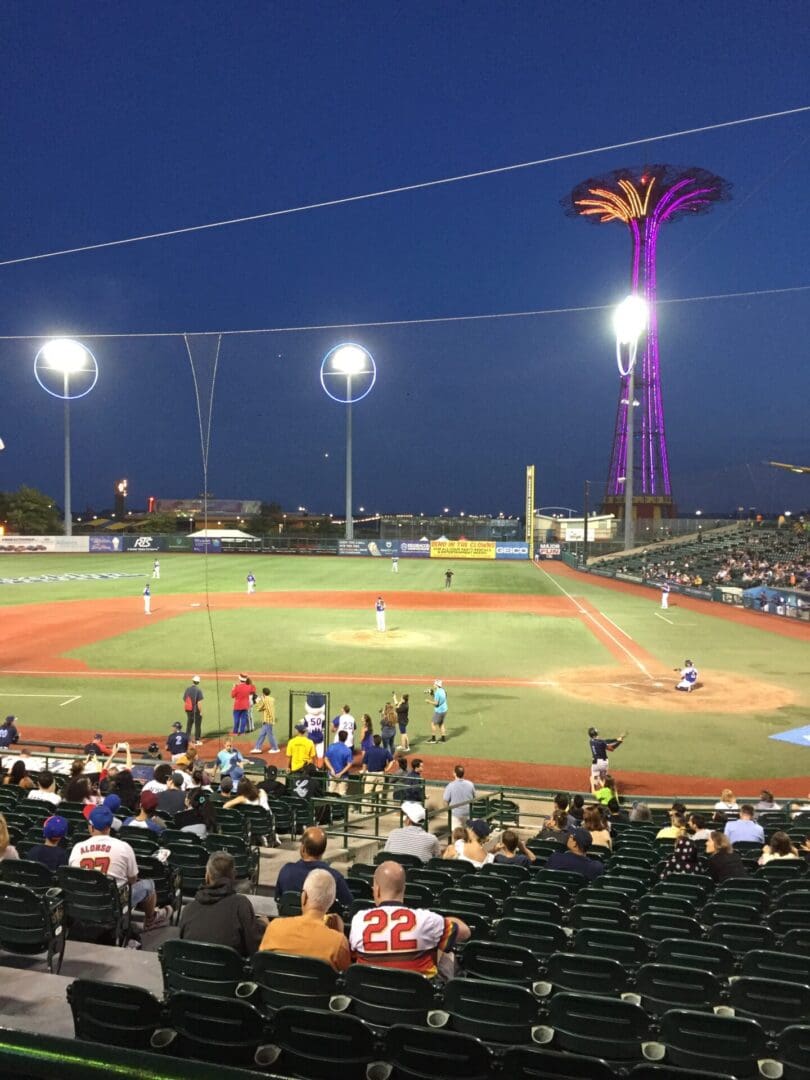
495, 543, 529, 559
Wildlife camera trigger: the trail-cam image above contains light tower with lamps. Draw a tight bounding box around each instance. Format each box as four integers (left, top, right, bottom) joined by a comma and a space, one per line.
320, 343, 376, 541
34, 339, 99, 536
614, 295, 648, 550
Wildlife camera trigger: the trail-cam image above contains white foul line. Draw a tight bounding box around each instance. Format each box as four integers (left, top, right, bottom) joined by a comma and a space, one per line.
537, 567, 653, 680
654, 611, 674, 625
0, 691, 82, 707
59, 696, 82, 707
600, 612, 632, 638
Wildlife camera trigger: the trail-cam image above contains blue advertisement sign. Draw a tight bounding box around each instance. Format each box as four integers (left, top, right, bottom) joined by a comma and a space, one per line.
374, 539, 400, 558
193, 537, 221, 553
400, 541, 430, 558
89, 536, 124, 553
495, 542, 529, 560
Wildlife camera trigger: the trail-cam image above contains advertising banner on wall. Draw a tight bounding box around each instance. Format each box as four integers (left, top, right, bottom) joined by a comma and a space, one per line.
399, 541, 430, 558
430, 540, 496, 560
536, 543, 562, 558
338, 540, 372, 556
124, 536, 164, 553
0, 536, 89, 554
495, 542, 529, 560
193, 537, 221, 553
370, 539, 400, 558
89, 536, 124, 552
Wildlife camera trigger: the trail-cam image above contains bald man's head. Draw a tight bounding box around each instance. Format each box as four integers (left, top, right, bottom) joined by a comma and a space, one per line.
301, 827, 327, 859
373, 860, 406, 902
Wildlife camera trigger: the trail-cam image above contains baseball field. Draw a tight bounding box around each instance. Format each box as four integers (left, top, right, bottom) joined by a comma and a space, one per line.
0, 553, 808, 795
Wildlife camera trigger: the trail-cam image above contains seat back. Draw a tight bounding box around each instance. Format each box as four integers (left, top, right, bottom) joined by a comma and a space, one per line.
55, 867, 129, 943
545, 950, 628, 997
163, 991, 269, 1069
270, 1006, 378, 1080
638, 912, 702, 942
460, 939, 540, 986
384, 1022, 492, 1080
728, 976, 810, 1035
502, 894, 564, 924
159, 938, 246, 997
548, 992, 650, 1061
246, 951, 338, 1013
459, 873, 510, 901
500, 1045, 618, 1080
0, 857, 55, 890
654, 937, 735, 977
572, 928, 650, 969
67, 978, 163, 1049
707, 920, 775, 955
659, 1008, 769, 1076
635, 963, 722, 1016
375, 850, 422, 869
494, 917, 567, 958
741, 949, 810, 985
438, 887, 497, 919
342, 963, 436, 1027
0, 880, 62, 960
442, 977, 539, 1045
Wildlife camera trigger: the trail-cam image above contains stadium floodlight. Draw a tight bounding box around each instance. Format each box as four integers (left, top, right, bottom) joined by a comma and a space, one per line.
34, 338, 99, 537
320, 342, 376, 540
613, 296, 648, 551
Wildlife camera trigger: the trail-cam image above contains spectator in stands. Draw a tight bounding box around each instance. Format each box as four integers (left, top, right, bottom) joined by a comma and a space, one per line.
27, 770, 61, 806
216, 739, 246, 784
553, 792, 570, 815
687, 813, 711, 841
705, 831, 748, 883
384, 801, 440, 864
175, 789, 218, 838
545, 827, 604, 880
537, 809, 571, 843
583, 805, 612, 849
0, 813, 19, 860
179, 852, 266, 956
606, 797, 628, 824
3, 759, 34, 791
493, 829, 536, 868
724, 804, 765, 844
566, 794, 585, 829
286, 723, 316, 774
390, 755, 410, 803
101, 793, 124, 832
156, 772, 187, 817
758, 831, 800, 864
172, 745, 200, 782
122, 790, 165, 834
0, 716, 19, 748
64, 765, 95, 805
656, 811, 688, 840
26, 814, 69, 870
443, 819, 494, 868
217, 775, 234, 800
349, 861, 470, 979
755, 790, 781, 812
714, 789, 739, 813
629, 801, 652, 822
660, 836, 701, 878
443, 764, 476, 829
291, 762, 325, 802
141, 762, 172, 795
223, 777, 270, 811
109, 767, 139, 811
274, 826, 353, 909
324, 730, 354, 796
260, 867, 350, 971
361, 734, 395, 799
69, 806, 169, 929
591, 773, 618, 808
403, 758, 425, 803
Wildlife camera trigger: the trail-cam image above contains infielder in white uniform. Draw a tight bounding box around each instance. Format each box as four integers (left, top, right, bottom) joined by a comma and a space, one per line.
375, 596, 386, 632
246, 572, 256, 594
143, 583, 151, 615
661, 583, 670, 609
153, 559, 160, 579
391, 557, 399, 573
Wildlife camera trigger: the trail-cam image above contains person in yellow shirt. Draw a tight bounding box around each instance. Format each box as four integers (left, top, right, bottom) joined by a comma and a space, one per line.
252, 687, 278, 754
260, 867, 350, 972
286, 722, 316, 773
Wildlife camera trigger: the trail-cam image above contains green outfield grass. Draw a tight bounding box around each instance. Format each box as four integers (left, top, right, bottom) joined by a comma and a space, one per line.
1, 554, 809, 779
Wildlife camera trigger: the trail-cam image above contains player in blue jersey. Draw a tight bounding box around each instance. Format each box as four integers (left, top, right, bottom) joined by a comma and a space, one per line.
675, 660, 699, 692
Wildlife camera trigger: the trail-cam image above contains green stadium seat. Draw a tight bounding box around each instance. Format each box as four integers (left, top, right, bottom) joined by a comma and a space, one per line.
636, 893, 697, 919
741, 949, 810, 984
0, 879, 65, 973
0, 857, 56, 890
543, 950, 629, 997
159, 938, 246, 997
654, 937, 735, 978
158, 990, 273, 1070
338, 963, 438, 1028
634, 962, 723, 1017
266, 1006, 379, 1080
375, 850, 422, 869
782, 929, 810, 956
494, 917, 567, 958
165, 845, 208, 895
440, 976, 540, 1044
480, 861, 529, 884
707, 920, 775, 955
658, 1009, 770, 1077
427, 857, 470, 878
349, 862, 376, 882
701, 898, 761, 925
68, 978, 163, 1049
55, 866, 131, 946
728, 975, 810, 1035
756, 861, 807, 884
408, 868, 455, 895
544, 992, 653, 1062
202, 833, 258, 891
638, 912, 702, 943
769, 908, 810, 935
573, 928, 651, 970
403, 882, 434, 908
240, 950, 338, 1014
652, 879, 711, 905
438, 886, 497, 920
345, 875, 373, 901
460, 939, 542, 986
515, 878, 572, 907
775, 1024, 810, 1080
534, 867, 589, 891
501, 1044, 618, 1080
502, 894, 565, 924
459, 872, 511, 901
568, 901, 631, 933
382, 1022, 492, 1080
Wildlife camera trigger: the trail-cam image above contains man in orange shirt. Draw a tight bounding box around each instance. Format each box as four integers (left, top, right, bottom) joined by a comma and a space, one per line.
260, 868, 350, 972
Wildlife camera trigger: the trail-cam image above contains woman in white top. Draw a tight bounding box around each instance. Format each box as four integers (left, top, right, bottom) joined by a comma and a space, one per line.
758, 831, 799, 865
223, 778, 269, 812
443, 819, 494, 867
714, 789, 739, 812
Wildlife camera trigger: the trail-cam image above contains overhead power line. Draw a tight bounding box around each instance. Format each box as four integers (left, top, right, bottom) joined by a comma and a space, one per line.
0, 283, 806, 341
0, 105, 807, 270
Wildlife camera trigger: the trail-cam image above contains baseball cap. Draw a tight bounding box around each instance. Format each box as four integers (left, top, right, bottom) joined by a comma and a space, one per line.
469, 819, 490, 839
89, 806, 114, 832
4, 716, 16, 724
239, 673, 248, 682
172, 721, 183, 729
103, 794, 121, 813
401, 801, 426, 824
43, 815, 68, 840
171, 771, 185, 787
571, 827, 593, 852
139, 790, 159, 811
434, 679, 443, 687
147, 742, 160, 754
192, 675, 200, 683
93, 733, 104, 741
295, 721, 307, 732
588, 727, 598, 737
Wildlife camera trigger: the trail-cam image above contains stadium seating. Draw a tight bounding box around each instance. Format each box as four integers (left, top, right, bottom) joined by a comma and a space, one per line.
0, 879, 65, 973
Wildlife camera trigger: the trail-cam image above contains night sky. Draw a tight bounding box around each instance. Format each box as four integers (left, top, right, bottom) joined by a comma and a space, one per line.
0, 3, 808, 518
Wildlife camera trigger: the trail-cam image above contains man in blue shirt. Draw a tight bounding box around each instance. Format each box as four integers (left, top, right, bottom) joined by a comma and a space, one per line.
274, 826, 353, 908
428, 680, 448, 743
724, 805, 765, 845
167, 722, 189, 762
325, 730, 354, 796
362, 734, 394, 801
216, 739, 245, 784
546, 827, 605, 880
0, 715, 19, 748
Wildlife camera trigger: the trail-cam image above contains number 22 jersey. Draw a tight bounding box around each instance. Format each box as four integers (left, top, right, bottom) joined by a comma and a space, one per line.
349, 901, 458, 977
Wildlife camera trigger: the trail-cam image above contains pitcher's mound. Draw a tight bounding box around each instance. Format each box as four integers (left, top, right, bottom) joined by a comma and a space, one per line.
326, 628, 439, 648
554, 667, 796, 714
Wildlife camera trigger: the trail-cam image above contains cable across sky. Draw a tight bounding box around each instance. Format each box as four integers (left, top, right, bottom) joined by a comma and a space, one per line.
0, 104, 807, 270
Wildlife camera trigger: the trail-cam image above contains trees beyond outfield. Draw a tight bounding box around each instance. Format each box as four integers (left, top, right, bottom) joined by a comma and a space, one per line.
0, 486, 64, 535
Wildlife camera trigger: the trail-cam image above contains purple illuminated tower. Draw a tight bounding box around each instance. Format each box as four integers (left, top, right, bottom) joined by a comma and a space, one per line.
564, 166, 730, 526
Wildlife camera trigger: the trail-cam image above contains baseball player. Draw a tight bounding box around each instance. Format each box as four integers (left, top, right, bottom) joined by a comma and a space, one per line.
675, 660, 699, 692
391, 556, 399, 573
143, 583, 151, 615
661, 582, 670, 610
246, 572, 256, 594
588, 726, 625, 780
153, 559, 160, 579
375, 596, 386, 632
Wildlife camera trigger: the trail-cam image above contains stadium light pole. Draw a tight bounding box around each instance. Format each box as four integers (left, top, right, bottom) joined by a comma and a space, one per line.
614, 296, 648, 551
320, 343, 376, 541
35, 339, 99, 537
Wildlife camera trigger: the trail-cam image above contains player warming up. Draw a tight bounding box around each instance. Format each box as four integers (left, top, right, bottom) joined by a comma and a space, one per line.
375, 596, 386, 632
391, 556, 399, 573
246, 572, 256, 594
660, 582, 670, 609
444, 568, 454, 590
675, 660, 699, 692
153, 559, 160, 579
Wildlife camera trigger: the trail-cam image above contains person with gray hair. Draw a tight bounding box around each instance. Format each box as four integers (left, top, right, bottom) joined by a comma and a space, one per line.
259, 867, 350, 971
179, 851, 266, 956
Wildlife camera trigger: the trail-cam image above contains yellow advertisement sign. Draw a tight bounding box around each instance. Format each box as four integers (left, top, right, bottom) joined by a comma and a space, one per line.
430, 540, 496, 560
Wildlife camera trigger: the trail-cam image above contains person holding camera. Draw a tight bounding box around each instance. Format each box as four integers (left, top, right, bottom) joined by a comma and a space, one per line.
427, 680, 448, 743
380, 702, 397, 755
392, 692, 410, 751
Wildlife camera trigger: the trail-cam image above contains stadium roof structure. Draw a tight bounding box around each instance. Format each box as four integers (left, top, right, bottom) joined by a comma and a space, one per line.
188, 528, 256, 539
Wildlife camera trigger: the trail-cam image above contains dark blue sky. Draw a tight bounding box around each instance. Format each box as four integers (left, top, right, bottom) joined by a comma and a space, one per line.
1, 2, 808, 517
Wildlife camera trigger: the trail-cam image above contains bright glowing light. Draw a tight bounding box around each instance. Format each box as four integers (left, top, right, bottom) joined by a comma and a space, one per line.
331, 345, 367, 375
614, 295, 648, 344
42, 338, 88, 374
